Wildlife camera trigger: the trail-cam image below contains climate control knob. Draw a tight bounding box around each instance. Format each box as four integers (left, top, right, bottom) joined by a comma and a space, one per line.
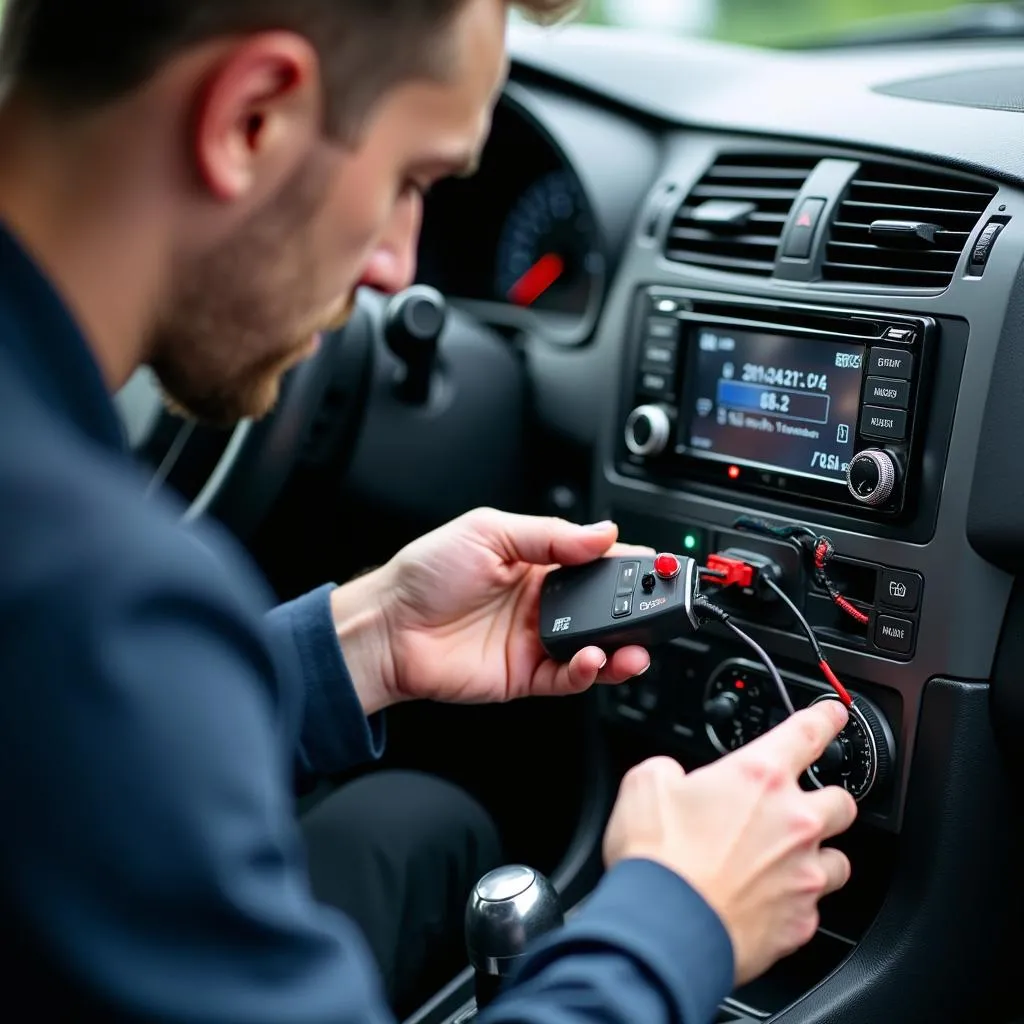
807, 693, 895, 802
846, 449, 898, 507
624, 405, 672, 458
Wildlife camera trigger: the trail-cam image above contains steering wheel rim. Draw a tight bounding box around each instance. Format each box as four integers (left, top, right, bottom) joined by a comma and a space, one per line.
116, 290, 378, 538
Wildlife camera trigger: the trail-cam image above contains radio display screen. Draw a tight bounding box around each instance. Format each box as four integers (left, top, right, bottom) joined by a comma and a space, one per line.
683, 327, 866, 484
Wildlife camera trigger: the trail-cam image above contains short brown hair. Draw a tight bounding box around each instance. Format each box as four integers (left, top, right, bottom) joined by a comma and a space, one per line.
0, 0, 579, 138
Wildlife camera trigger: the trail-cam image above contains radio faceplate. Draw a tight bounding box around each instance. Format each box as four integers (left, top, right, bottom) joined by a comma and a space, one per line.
619, 287, 937, 519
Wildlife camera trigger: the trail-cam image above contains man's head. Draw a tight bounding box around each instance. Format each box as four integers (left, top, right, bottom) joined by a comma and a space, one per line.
0, 0, 577, 424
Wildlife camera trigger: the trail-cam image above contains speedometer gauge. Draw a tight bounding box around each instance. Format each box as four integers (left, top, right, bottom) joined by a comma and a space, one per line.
495, 170, 602, 317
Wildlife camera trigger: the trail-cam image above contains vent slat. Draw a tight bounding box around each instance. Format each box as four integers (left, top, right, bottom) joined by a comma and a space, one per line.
663, 249, 777, 274
669, 227, 783, 249
664, 153, 818, 276
822, 161, 997, 290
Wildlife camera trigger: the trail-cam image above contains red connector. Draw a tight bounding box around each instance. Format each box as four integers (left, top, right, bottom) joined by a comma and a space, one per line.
704, 553, 756, 590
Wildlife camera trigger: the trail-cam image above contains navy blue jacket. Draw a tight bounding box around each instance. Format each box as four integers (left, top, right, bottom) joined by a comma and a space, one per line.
0, 222, 734, 1022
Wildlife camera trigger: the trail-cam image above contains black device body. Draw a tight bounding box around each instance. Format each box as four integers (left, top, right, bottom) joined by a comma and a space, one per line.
539, 554, 700, 662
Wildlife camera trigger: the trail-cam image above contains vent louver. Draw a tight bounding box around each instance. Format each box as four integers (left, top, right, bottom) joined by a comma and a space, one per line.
822, 162, 997, 289
664, 153, 819, 276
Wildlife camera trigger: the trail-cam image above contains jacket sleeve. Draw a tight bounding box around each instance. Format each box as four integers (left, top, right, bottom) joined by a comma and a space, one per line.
478, 859, 735, 1024
1, 525, 397, 1023
265, 583, 386, 782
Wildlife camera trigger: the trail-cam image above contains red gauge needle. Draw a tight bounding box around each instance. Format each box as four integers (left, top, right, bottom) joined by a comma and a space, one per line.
507, 253, 565, 306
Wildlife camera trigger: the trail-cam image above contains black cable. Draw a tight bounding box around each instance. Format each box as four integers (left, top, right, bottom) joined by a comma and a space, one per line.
694, 597, 796, 716
761, 575, 826, 662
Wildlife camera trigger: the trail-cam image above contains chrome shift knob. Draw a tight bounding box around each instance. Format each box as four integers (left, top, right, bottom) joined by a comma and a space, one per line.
466, 865, 563, 1009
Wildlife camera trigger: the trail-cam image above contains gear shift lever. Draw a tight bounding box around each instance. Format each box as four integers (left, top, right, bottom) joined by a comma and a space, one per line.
383, 284, 447, 405
465, 865, 564, 1011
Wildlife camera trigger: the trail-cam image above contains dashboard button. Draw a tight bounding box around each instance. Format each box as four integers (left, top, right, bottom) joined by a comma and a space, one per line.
879, 569, 922, 612
882, 326, 917, 344
970, 222, 1004, 274
646, 317, 679, 341
868, 347, 914, 380
860, 405, 908, 440
874, 615, 915, 655
638, 371, 675, 398
864, 376, 910, 409
782, 197, 826, 259
641, 340, 678, 375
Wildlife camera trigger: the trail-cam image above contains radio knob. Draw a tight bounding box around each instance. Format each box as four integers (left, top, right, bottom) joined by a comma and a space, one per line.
625, 405, 672, 457
846, 449, 897, 507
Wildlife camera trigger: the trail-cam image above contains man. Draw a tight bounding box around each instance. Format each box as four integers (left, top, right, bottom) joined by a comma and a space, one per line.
0, 1, 858, 1021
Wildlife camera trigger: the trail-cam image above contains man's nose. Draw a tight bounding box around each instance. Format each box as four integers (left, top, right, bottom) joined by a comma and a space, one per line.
359, 192, 423, 295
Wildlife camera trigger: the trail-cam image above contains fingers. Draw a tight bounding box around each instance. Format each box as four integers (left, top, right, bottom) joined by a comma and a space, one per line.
817, 846, 852, 896
607, 542, 657, 558
747, 701, 849, 777
803, 786, 859, 842
564, 646, 651, 689
599, 646, 652, 683
473, 509, 620, 568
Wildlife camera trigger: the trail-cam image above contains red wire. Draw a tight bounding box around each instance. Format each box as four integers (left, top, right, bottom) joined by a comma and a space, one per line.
819, 661, 854, 707
835, 595, 870, 625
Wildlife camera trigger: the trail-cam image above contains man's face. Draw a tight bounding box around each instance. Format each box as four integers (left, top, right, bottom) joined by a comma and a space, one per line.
150, 0, 508, 427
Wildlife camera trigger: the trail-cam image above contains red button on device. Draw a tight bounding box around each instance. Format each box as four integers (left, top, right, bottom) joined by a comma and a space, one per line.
654, 553, 681, 580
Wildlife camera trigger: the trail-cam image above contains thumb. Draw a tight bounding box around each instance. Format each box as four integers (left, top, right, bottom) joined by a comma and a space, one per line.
481, 511, 619, 567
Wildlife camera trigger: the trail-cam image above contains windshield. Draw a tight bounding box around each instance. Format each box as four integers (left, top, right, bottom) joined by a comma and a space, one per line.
580, 0, 1004, 48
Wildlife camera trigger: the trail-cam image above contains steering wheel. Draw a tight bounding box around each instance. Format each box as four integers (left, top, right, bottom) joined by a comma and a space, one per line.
117, 289, 379, 540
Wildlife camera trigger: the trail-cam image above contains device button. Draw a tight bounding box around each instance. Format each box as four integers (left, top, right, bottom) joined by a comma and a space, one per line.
882, 326, 917, 344
874, 615, 915, 655
612, 595, 633, 619
616, 561, 641, 596
879, 569, 923, 612
781, 197, 826, 260
638, 371, 675, 399
654, 553, 681, 579
860, 405, 908, 440
864, 376, 910, 409
868, 347, 914, 380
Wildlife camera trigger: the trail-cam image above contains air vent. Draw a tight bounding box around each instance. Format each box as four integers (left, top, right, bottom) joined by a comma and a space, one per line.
665, 153, 819, 276
822, 162, 997, 288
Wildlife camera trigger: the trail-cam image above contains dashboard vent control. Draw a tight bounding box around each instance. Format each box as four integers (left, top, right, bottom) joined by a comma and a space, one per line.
822, 162, 997, 288
664, 153, 819, 276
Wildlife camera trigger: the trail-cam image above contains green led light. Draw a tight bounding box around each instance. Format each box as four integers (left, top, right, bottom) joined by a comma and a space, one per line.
683, 533, 698, 552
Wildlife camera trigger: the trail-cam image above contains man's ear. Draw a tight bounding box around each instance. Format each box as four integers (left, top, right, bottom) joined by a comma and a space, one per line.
191, 32, 322, 204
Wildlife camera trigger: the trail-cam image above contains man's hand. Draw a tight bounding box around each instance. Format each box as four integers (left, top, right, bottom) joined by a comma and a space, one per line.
330, 508, 652, 714
602, 700, 858, 987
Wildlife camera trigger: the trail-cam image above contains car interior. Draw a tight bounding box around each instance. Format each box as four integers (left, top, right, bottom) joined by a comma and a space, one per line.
116, 6, 1024, 1023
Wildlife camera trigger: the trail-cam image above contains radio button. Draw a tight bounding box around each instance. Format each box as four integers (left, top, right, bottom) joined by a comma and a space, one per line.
874, 615, 915, 656
879, 569, 922, 612
641, 340, 678, 375
646, 318, 680, 342
860, 405, 908, 440
638, 371, 675, 398
882, 326, 917, 344
868, 347, 914, 380
864, 376, 910, 409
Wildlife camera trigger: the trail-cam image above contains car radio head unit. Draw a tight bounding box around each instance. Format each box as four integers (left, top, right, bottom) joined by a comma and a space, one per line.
620, 288, 936, 517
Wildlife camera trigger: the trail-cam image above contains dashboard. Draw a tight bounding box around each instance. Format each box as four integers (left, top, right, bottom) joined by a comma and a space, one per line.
407, 23, 1024, 1024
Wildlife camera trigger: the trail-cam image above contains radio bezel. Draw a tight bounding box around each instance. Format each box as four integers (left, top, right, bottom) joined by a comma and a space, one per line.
618, 287, 938, 520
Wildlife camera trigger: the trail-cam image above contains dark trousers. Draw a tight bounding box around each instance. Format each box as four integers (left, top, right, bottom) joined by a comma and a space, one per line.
300, 771, 502, 1018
